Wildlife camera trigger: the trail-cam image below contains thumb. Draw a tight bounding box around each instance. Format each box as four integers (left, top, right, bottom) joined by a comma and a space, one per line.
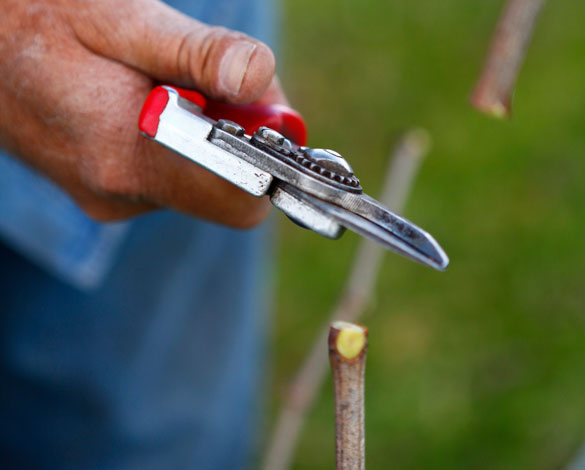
70, 0, 276, 104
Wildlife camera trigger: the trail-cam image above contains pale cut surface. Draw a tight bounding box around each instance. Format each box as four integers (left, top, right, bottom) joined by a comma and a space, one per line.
332, 321, 367, 360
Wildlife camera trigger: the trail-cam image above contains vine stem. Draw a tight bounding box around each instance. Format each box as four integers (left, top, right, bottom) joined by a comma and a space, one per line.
328, 321, 368, 470
471, 0, 547, 118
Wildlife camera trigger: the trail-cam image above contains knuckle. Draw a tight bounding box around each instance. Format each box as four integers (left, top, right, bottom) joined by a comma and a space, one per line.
177, 26, 226, 82
179, 26, 254, 95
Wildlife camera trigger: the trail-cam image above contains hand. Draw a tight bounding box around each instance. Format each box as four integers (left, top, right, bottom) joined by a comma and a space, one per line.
0, 0, 286, 228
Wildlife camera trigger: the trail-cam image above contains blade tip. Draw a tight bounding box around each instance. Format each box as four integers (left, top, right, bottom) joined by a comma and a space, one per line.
434, 254, 450, 272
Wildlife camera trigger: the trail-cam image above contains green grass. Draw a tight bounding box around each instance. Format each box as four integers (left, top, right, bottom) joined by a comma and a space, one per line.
267, 0, 585, 468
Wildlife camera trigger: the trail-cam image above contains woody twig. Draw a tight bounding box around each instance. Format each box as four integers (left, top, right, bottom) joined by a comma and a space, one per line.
328, 321, 368, 470
471, 0, 547, 118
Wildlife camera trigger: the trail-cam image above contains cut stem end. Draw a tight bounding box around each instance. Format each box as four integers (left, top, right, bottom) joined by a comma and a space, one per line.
329, 321, 368, 360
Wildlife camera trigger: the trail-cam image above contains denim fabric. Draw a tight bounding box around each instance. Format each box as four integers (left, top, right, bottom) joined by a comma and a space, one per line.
0, 0, 278, 468
0, 157, 130, 289
0, 213, 273, 469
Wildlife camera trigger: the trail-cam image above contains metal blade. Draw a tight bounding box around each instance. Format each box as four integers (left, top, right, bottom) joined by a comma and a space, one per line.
281, 184, 449, 271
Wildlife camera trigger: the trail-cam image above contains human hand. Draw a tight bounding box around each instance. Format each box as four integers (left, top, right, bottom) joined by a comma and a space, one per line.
0, 0, 286, 227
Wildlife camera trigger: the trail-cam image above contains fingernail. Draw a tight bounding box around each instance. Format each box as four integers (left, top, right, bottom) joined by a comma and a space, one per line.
218, 42, 257, 96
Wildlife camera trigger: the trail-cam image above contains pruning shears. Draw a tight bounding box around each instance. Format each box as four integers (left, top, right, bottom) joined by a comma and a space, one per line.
139, 85, 449, 271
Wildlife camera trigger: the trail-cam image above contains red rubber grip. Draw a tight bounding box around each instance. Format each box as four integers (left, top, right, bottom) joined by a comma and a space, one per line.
139, 86, 207, 138
173, 87, 207, 109
138, 87, 170, 138
139, 86, 307, 146
204, 100, 307, 146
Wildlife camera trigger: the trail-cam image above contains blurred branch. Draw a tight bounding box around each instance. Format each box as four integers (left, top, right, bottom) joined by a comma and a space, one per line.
262, 129, 431, 470
471, 0, 547, 118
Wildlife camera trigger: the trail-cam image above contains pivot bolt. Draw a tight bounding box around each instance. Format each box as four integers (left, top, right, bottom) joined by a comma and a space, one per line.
216, 119, 245, 137
302, 148, 354, 178
252, 126, 294, 155
256, 126, 285, 145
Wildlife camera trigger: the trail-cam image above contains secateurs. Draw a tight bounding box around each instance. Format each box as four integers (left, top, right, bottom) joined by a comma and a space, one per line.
139, 85, 449, 271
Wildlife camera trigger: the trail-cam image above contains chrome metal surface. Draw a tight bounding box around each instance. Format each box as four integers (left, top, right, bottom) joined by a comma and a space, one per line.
271, 185, 344, 239
210, 129, 363, 195
216, 119, 245, 137
297, 148, 361, 188
152, 88, 273, 196
278, 183, 449, 271
302, 148, 353, 177
251, 126, 295, 155
144, 86, 450, 271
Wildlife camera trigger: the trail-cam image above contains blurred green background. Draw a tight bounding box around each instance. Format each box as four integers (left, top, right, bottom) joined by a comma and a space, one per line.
268, 0, 585, 468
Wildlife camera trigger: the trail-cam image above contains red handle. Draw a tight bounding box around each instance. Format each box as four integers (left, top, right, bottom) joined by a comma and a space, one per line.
139, 86, 307, 146
204, 99, 307, 146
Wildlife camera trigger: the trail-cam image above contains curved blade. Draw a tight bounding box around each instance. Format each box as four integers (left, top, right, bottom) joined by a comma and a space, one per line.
281, 184, 449, 271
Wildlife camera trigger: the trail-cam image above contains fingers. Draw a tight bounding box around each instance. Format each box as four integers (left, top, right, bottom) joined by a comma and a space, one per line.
69, 0, 275, 104
64, 67, 271, 228
129, 135, 269, 228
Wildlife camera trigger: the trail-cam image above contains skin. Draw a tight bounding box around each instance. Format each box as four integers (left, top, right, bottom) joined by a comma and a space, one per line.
0, 0, 288, 228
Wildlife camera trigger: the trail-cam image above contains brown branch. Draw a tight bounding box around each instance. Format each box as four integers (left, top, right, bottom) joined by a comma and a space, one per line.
262, 129, 431, 470
329, 321, 368, 470
471, 0, 547, 118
